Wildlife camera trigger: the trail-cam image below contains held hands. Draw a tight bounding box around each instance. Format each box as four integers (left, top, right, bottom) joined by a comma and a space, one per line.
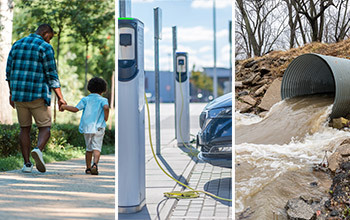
58, 99, 67, 112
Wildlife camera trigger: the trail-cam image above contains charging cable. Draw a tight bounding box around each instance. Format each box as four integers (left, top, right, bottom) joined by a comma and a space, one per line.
144, 92, 232, 202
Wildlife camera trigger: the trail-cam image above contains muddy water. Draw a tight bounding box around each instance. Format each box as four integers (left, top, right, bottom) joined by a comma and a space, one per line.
235, 95, 350, 219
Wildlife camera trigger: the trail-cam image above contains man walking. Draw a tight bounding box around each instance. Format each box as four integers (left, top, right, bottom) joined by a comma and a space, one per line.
6, 24, 66, 173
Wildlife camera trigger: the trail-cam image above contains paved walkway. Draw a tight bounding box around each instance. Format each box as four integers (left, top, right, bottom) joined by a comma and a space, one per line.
0, 155, 115, 220
119, 103, 232, 220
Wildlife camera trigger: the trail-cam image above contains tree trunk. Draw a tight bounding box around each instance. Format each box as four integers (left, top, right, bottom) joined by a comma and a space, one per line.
0, 0, 14, 124
236, 0, 260, 56
84, 42, 89, 95
53, 29, 61, 124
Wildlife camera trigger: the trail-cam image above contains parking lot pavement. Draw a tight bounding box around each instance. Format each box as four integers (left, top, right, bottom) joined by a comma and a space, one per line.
119, 103, 232, 220
168, 161, 232, 220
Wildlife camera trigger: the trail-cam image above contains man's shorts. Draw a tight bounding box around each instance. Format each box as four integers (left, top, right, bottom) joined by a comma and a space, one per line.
15, 98, 51, 128
84, 128, 105, 152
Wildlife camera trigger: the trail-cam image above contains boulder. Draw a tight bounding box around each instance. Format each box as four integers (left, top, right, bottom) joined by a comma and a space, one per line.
240, 95, 256, 106
235, 100, 251, 113
285, 198, 316, 220
331, 117, 349, 129
337, 144, 350, 157
328, 152, 342, 172
258, 78, 282, 111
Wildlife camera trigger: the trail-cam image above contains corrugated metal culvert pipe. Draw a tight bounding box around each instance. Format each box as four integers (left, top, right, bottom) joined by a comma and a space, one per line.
281, 53, 350, 118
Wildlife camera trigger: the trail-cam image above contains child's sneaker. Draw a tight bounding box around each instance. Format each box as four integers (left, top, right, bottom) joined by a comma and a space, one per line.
22, 162, 33, 173
31, 148, 46, 173
91, 163, 98, 175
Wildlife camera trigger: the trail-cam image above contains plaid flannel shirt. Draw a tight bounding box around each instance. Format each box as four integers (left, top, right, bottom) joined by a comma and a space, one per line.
6, 34, 60, 106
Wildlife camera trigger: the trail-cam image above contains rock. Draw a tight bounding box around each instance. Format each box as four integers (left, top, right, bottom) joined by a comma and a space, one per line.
330, 210, 339, 216
235, 100, 251, 113
254, 84, 268, 96
337, 144, 350, 157
331, 117, 349, 129
237, 90, 249, 97
285, 198, 316, 220
310, 182, 318, 187
244, 60, 257, 68
243, 73, 260, 85
256, 78, 269, 85
280, 56, 288, 62
252, 75, 262, 85
259, 111, 267, 118
259, 66, 271, 75
328, 152, 342, 172
235, 81, 244, 88
240, 95, 256, 106
258, 78, 282, 110
340, 161, 350, 171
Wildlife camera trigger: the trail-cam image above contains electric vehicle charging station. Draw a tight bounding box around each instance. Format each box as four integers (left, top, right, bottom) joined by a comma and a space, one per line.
175, 52, 190, 146
118, 18, 146, 213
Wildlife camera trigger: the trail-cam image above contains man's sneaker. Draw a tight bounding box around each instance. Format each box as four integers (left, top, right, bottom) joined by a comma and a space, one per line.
22, 163, 33, 173
91, 163, 98, 175
31, 148, 46, 173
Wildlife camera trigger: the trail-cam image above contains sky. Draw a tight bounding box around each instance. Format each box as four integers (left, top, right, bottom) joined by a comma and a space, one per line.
118, 0, 233, 72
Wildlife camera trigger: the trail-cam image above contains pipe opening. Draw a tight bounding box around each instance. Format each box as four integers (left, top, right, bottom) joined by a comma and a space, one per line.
281, 53, 350, 118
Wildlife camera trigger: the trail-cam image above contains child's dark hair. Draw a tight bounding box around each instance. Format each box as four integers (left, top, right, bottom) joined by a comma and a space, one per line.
87, 77, 107, 94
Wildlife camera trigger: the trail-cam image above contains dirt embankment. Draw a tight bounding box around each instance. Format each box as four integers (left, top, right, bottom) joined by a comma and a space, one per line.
235, 39, 350, 116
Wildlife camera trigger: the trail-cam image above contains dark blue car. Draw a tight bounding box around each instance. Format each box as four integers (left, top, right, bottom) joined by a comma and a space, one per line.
196, 92, 232, 168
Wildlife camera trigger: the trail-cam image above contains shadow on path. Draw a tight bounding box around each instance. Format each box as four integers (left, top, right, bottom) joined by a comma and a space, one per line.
0, 155, 115, 220
204, 177, 232, 206
157, 154, 189, 187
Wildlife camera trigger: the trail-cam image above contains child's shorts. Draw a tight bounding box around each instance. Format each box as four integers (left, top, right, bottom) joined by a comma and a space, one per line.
84, 128, 105, 152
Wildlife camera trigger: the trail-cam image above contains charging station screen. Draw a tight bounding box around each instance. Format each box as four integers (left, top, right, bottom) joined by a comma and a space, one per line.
178, 59, 184, 65
120, 34, 132, 46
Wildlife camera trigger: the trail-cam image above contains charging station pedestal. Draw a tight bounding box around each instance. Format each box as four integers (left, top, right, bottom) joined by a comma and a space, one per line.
118, 18, 145, 213
175, 52, 190, 146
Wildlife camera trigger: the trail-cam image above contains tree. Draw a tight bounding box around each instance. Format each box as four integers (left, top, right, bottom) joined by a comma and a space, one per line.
190, 70, 223, 96
235, 0, 287, 57
324, 0, 350, 42
293, 0, 334, 42
68, 0, 114, 95
0, 0, 14, 124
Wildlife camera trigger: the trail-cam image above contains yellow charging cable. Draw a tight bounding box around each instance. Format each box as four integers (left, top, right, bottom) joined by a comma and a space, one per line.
144, 92, 232, 202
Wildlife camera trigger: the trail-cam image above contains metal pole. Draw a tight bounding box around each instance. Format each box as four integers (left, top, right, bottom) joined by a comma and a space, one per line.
172, 26, 177, 139
154, 8, 161, 155
213, 0, 218, 98
119, 0, 131, 18
229, 20, 232, 92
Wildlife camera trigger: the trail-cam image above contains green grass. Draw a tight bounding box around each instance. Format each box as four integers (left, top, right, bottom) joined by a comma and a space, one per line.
0, 143, 115, 172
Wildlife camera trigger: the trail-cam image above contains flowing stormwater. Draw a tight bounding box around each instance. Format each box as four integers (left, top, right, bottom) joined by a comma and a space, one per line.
235, 94, 350, 219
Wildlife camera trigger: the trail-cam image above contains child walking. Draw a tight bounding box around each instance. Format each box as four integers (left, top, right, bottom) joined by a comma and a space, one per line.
61, 77, 109, 175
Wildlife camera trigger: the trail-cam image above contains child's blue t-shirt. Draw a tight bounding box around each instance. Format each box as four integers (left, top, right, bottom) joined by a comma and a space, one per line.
75, 93, 109, 134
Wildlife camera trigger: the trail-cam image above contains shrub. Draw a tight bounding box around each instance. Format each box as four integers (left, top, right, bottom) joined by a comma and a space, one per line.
0, 123, 115, 158
0, 124, 37, 157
